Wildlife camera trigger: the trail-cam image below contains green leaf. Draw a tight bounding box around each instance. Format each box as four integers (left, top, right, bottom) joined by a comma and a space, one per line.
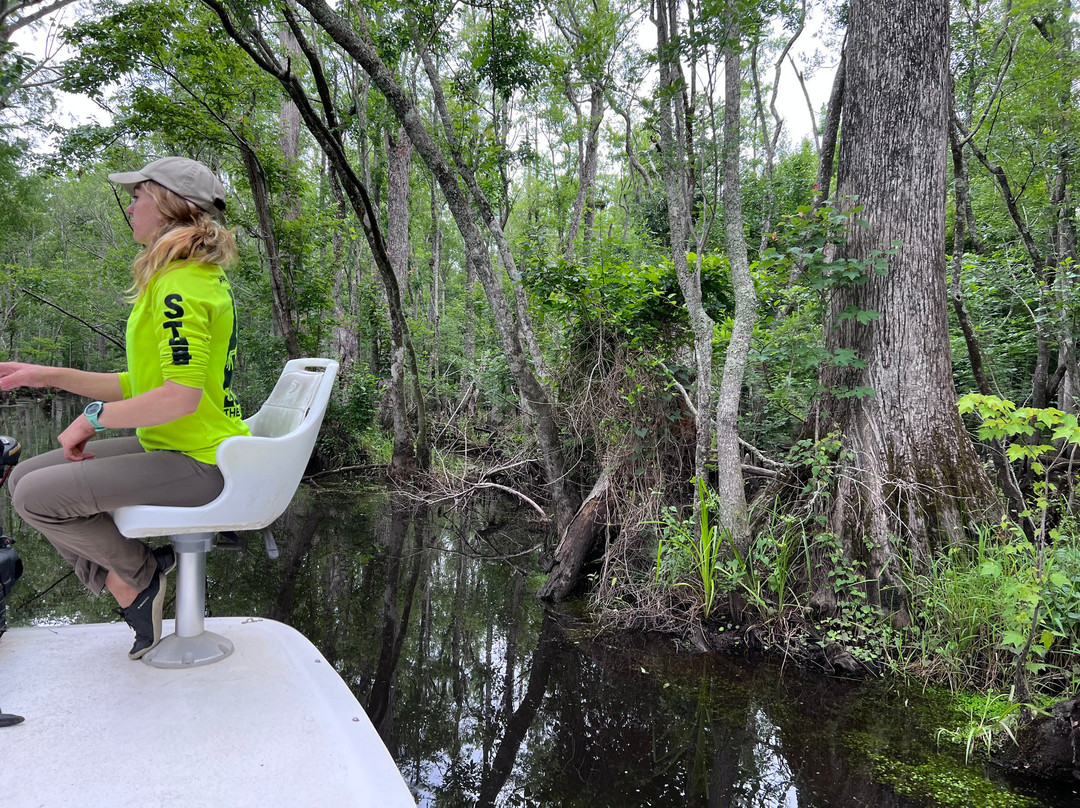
1035, 409, 1063, 429
1001, 630, 1027, 649
832, 348, 859, 365
979, 560, 1002, 577
856, 309, 880, 324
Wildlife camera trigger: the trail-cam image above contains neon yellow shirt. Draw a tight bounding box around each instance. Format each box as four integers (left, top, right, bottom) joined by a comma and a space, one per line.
117, 261, 249, 463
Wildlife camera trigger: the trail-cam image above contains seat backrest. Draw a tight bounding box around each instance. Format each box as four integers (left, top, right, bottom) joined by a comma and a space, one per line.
246, 369, 325, 438
111, 358, 339, 538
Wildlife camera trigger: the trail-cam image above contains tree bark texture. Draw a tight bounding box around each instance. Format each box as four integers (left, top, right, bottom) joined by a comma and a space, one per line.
812, 0, 998, 615
386, 126, 412, 297
714, 10, 755, 549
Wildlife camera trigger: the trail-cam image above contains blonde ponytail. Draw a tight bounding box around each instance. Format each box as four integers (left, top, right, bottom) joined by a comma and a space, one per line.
127, 181, 238, 301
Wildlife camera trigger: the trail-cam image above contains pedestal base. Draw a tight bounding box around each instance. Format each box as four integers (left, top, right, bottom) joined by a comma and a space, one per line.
143, 630, 234, 668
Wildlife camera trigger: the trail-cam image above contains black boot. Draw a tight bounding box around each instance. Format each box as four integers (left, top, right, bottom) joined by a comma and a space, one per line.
119, 571, 165, 660
152, 545, 176, 576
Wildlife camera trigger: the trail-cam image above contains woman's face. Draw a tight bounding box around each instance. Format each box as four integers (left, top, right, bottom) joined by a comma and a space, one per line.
126, 184, 165, 246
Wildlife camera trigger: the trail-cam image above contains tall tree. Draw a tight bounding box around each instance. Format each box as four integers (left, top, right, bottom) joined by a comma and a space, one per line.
654, 0, 713, 486
197, 0, 429, 472
794, 0, 999, 617
714, 5, 755, 547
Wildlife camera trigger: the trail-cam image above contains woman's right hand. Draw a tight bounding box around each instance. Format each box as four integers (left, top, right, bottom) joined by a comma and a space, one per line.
58, 415, 97, 461
0, 362, 52, 390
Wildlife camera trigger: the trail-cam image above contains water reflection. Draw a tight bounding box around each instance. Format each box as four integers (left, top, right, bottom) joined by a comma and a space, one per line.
3, 400, 1079, 807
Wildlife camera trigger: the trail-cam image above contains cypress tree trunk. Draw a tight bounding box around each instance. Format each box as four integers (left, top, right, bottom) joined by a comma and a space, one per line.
804, 0, 999, 616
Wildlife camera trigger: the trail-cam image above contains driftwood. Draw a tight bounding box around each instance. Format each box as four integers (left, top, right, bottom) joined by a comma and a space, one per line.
538, 465, 613, 601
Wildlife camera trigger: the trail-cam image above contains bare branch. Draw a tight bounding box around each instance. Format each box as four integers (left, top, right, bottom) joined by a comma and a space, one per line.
20, 288, 124, 349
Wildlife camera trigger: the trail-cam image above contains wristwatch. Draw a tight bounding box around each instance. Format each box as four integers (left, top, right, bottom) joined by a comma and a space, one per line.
83, 401, 106, 432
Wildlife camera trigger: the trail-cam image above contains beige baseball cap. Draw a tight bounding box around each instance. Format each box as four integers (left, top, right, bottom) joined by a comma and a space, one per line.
109, 157, 227, 222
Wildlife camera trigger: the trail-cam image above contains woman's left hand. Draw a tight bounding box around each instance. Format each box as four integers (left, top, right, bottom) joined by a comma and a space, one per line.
58, 416, 97, 461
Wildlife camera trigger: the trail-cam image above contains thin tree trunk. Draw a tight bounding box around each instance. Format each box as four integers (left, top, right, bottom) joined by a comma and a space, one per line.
564, 82, 605, 262
948, 117, 1025, 517
814, 44, 845, 208
328, 166, 360, 373
655, 0, 713, 485
715, 9, 755, 549
420, 50, 550, 383
429, 178, 443, 385
386, 126, 417, 475
754, 1, 806, 251
238, 141, 301, 359
947, 121, 992, 397
609, 91, 652, 189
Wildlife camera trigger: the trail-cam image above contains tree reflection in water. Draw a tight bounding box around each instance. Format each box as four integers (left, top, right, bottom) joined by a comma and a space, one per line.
4, 461, 1074, 807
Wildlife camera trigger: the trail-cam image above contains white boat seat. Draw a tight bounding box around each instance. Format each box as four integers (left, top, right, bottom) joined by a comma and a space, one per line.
110, 358, 339, 668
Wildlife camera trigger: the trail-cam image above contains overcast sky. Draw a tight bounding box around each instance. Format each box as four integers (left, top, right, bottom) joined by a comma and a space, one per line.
9, 4, 838, 156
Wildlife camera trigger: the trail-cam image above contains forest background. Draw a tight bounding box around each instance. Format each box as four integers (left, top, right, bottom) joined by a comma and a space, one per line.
4, 0, 1080, 749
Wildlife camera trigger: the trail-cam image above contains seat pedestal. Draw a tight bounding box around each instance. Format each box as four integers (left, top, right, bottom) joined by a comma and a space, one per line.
143, 532, 234, 669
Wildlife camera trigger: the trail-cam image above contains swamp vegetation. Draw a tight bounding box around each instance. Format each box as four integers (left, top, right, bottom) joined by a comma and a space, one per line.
5, 405, 1080, 806
5, 0, 1080, 791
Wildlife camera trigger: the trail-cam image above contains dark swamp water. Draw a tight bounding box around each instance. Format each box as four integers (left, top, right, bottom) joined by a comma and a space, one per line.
3, 398, 1080, 807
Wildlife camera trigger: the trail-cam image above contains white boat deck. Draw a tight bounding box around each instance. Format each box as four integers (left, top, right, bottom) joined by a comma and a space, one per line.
1, 617, 416, 807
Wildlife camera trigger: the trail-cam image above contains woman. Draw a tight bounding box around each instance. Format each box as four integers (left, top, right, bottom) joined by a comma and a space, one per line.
0, 156, 248, 659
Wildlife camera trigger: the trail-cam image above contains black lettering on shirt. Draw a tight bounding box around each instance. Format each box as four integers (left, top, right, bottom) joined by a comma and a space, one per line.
164, 294, 185, 319
162, 318, 190, 365
162, 295, 190, 365
221, 285, 242, 418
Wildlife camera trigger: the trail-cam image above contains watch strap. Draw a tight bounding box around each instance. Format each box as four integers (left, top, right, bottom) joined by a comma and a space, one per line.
83, 401, 106, 432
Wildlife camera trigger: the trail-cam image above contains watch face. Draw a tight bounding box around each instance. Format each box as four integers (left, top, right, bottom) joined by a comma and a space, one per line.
85, 401, 103, 417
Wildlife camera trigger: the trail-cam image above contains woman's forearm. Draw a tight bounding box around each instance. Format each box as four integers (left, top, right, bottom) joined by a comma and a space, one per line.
0, 363, 124, 400
58, 380, 204, 462
43, 368, 125, 400
92, 380, 202, 429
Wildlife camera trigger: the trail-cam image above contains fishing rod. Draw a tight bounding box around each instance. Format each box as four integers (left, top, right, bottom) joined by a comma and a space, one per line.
0, 435, 24, 727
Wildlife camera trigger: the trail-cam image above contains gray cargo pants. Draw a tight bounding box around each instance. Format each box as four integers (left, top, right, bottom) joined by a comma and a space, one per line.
8, 436, 223, 596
